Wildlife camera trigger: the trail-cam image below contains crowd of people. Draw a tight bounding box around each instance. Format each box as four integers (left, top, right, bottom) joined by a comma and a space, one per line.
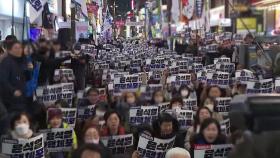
0, 33, 276, 158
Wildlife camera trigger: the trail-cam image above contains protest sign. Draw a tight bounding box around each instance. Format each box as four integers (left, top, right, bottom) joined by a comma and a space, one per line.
183, 98, 198, 111
194, 144, 233, 158
275, 79, 280, 93
158, 102, 170, 112
246, 79, 273, 94
54, 69, 75, 83
193, 63, 204, 73
168, 74, 191, 87
101, 134, 134, 155
137, 133, 176, 158
114, 74, 141, 92
207, 72, 230, 88
41, 128, 74, 152
77, 105, 96, 120
235, 69, 255, 82
220, 118, 230, 136
129, 106, 159, 125
216, 63, 235, 74
215, 97, 232, 116
140, 84, 163, 101
164, 109, 193, 130
1, 134, 44, 158
197, 70, 207, 83
214, 57, 231, 64
36, 83, 74, 106
61, 108, 77, 128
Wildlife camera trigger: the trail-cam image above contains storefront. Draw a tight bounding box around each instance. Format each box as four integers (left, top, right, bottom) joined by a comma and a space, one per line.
253, 0, 280, 36
0, 0, 28, 40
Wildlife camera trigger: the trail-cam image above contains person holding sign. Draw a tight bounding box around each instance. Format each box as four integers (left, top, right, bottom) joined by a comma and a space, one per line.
100, 110, 126, 137
81, 125, 112, 158
179, 85, 192, 99
79, 88, 101, 107
152, 113, 184, 148
47, 108, 78, 158
185, 107, 212, 150
169, 97, 184, 110
190, 118, 227, 156
74, 144, 102, 158
8, 112, 34, 140
150, 90, 166, 105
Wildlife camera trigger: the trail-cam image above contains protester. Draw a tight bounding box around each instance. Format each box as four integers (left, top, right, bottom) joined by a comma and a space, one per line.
9, 112, 34, 139
73, 144, 102, 158
169, 97, 184, 110
179, 85, 191, 99
100, 110, 126, 136
185, 107, 212, 150
165, 147, 191, 158
81, 125, 112, 158
0, 41, 27, 112
152, 113, 184, 148
79, 88, 101, 107
150, 90, 166, 105
47, 108, 78, 152
190, 118, 227, 150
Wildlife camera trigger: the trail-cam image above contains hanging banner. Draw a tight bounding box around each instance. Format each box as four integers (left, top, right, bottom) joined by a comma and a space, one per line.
28, 0, 47, 23
1, 134, 44, 158
76, 22, 89, 41
196, 0, 204, 18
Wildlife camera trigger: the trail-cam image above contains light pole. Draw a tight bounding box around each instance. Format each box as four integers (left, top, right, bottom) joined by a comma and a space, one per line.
71, 1, 76, 48
12, 0, 14, 35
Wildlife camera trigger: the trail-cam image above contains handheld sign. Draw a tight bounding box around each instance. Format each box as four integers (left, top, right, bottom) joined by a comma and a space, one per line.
157, 102, 170, 112
101, 134, 134, 155
164, 109, 193, 130
207, 72, 230, 88
61, 108, 77, 128
275, 79, 280, 93
220, 118, 231, 136
194, 144, 233, 158
36, 83, 74, 106
183, 98, 198, 111
1, 134, 44, 158
41, 128, 74, 152
137, 133, 176, 158
246, 79, 273, 94
77, 105, 96, 120
215, 97, 232, 116
129, 106, 159, 125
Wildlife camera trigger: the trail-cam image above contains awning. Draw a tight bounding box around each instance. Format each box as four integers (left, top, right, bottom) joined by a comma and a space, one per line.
252, 0, 280, 9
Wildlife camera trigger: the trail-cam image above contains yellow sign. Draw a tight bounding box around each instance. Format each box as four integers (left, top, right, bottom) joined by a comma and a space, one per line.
236, 18, 257, 30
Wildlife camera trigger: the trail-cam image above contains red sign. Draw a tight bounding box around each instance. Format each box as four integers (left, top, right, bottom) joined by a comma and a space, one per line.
115, 20, 125, 27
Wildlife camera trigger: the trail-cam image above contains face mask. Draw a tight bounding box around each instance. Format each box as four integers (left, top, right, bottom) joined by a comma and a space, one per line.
96, 111, 105, 117
181, 90, 189, 97
15, 123, 30, 136
155, 97, 164, 104
86, 138, 99, 144
127, 98, 136, 104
